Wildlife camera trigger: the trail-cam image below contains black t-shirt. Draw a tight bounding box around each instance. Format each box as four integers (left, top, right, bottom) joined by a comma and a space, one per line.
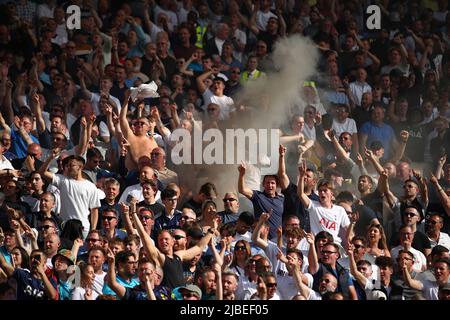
281, 182, 320, 233
162, 254, 185, 290
361, 189, 384, 223
137, 201, 165, 219
123, 284, 172, 300
353, 205, 377, 237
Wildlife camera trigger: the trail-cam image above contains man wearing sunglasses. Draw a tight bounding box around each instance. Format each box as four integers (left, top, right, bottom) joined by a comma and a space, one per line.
389, 205, 431, 257
425, 212, 450, 250
311, 242, 358, 300
218, 192, 240, 225
100, 208, 127, 241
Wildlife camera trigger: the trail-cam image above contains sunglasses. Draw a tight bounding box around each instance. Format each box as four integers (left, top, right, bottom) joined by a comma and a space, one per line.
235, 246, 247, 251
173, 235, 186, 240
353, 244, 364, 249
266, 283, 277, 288
133, 121, 147, 126
321, 250, 337, 255
405, 212, 418, 217
426, 220, 438, 225
102, 216, 116, 221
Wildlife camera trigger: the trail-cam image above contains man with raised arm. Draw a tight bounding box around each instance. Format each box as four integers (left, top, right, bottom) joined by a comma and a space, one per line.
128, 202, 217, 290
297, 160, 352, 245
39, 149, 102, 238
238, 162, 284, 239
119, 90, 158, 171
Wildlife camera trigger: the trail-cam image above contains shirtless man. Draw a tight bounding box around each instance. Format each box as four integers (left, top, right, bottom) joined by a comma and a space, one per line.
120, 91, 158, 171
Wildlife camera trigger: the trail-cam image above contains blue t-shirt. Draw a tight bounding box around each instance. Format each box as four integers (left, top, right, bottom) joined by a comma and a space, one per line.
0, 246, 12, 265
154, 210, 182, 232
103, 275, 140, 297
359, 121, 396, 160
10, 130, 39, 159
251, 190, 284, 239
58, 280, 72, 300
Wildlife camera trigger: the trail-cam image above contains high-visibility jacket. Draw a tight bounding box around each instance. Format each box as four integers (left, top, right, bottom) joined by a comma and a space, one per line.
241, 69, 265, 83
195, 25, 207, 48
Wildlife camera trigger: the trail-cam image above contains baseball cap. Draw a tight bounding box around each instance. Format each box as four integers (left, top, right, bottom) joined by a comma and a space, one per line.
178, 284, 202, 299
213, 76, 226, 84
52, 249, 75, 266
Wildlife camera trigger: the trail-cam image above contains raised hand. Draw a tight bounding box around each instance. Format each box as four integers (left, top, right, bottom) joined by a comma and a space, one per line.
399, 130, 409, 143
260, 210, 272, 222
238, 161, 247, 175
106, 248, 115, 264
429, 173, 438, 185
298, 159, 307, 178
279, 144, 286, 157
305, 232, 315, 245
438, 154, 447, 167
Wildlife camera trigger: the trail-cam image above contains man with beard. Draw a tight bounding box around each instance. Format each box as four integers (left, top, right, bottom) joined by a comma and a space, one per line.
103, 250, 139, 298
40, 151, 102, 238
221, 271, 239, 300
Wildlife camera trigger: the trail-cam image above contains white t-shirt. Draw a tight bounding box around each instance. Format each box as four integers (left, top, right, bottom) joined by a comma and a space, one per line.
93, 271, 107, 295
71, 286, 100, 300
391, 246, 427, 272
307, 200, 351, 244
51, 174, 102, 232
91, 92, 121, 116
0, 156, 14, 170
118, 183, 161, 204
263, 241, 310, 278
202, 89, 235, 120
332, 118, 358, 138
277, 273, 313, 300
256, 10, 277, 31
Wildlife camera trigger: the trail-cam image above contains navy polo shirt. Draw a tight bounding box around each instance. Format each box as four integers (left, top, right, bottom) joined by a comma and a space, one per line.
251, 190, 284, 239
